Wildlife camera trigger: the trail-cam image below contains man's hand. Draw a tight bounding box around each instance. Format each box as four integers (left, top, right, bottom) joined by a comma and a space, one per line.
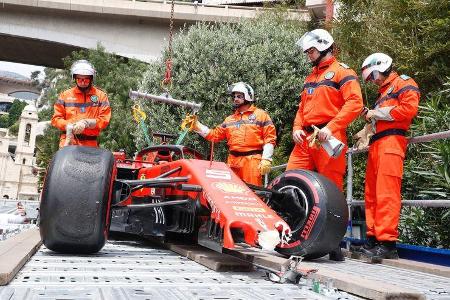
259, 159, 272, 175
317, 126, 332, 142
365, 110, 376, 121
293, 129, 306, 144
73, 120, 87, 134
181, 114, 198, 131
366, 107, 395, 121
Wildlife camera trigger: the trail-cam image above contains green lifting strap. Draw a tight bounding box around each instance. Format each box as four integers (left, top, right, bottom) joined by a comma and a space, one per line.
132, 104, 152, 147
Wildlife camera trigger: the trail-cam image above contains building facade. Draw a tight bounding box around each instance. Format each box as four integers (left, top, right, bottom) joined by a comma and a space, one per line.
0, 104, 40, 200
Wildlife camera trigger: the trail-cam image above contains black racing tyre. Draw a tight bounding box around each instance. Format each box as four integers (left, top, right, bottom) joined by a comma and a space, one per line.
39, 146, 115, 254
267, 169, 348, 259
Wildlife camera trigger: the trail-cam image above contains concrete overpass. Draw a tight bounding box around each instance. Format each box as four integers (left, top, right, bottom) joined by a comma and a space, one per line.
0, 74, 40, 97
0, 0, 309, 68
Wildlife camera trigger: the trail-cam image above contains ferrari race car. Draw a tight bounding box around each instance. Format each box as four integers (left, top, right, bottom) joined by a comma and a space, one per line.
39, 92, 348, 259
39, 143, 348, 259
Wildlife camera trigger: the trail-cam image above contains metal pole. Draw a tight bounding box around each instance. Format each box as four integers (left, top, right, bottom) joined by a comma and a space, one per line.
351, 199, 450, 208
129, 90, 202, 112
345, 151, 354, 249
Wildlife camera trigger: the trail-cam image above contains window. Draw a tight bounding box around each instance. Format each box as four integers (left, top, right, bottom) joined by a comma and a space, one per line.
25, 124, 31, 146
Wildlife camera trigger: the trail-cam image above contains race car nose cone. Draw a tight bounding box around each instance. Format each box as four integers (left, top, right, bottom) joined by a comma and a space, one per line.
258, 230, 281, 251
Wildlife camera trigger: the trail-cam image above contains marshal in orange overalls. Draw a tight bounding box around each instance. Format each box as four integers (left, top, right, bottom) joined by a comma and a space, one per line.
287, 56, 363, 190
365, 72, 420, 242
51, 86, 111, 148
205, 105, 276, 186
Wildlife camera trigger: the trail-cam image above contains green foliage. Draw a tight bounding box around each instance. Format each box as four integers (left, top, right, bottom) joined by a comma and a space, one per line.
4, 100, 27, 131
396, 81, 450, 247
139, 13, 309, 160
334, 0, 450, 95
0, 99, 28, 135
0, 115, 8, 128
335, 0, 450, 247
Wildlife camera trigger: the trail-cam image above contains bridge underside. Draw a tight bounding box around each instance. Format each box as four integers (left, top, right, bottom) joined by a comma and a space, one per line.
0, 0, 308, 69
0, 34, 82, 69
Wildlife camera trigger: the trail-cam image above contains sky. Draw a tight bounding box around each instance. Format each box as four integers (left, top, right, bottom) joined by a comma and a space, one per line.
0, 61, 45, 79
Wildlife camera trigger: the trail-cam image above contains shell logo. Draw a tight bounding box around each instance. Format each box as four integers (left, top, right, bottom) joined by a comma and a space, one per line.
213, 182, 247, 194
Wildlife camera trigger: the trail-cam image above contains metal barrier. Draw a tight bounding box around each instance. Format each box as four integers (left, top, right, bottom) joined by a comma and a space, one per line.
264, 129, 450, 244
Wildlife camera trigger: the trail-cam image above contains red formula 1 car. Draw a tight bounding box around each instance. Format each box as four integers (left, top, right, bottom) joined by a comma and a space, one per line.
39, 141, 348, 259
39, 91, 348, 259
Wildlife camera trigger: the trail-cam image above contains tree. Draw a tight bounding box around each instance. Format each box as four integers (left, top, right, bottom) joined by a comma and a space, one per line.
334, 0, 450, 96
139, 13, 310, 165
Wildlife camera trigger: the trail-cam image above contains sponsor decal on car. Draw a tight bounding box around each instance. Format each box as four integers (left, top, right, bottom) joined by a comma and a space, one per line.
300, 206, 320, 240
234, 212, 274, 219
213, 182, 248, 194
225, 201, 260, 206
206, 169, 231, 180
224, 195, 258, 201
232, 206, 266, 213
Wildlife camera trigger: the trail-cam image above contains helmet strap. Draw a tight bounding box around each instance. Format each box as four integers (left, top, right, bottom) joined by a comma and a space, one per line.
381, 65, 393, 77
232, 100, 252, 111
311, 47, 333, 66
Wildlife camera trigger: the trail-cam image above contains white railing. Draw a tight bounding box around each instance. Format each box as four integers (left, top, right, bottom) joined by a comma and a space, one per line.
265, 130, 450, 206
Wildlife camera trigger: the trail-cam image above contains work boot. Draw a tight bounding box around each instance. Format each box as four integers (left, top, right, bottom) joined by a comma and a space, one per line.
355, 236, 378, 253
329, 247, 345, 261
363, 241, 399, 260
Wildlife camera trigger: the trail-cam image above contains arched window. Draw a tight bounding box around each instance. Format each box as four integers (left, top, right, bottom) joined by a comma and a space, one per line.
25, 124, 31, 146
23, 158, 26, 165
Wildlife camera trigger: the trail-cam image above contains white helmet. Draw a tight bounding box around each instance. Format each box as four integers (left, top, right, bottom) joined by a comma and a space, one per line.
230, 82, 254, 102
71, 60, 96, 79
296, 29, 334, 52
361, 53, 393, 81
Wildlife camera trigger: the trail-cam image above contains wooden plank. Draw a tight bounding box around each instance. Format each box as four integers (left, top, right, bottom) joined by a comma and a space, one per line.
0, 228, 42, 285
382, 259, 450, 278
227, 247, 425, 300
348, 250, 450, 278
308, 267, 426, 300
167, 243, 253, 272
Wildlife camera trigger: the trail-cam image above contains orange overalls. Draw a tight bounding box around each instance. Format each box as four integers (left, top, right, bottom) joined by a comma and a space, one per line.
287, 56, 363, 190
205, 105, 277, 186
51, 86, 111, 148
365, 72, 420, 242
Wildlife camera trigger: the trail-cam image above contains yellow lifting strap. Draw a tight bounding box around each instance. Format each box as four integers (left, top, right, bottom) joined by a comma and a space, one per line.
176, 113, 198, 145
132, 104, 147, 123
132, 103, 152, 146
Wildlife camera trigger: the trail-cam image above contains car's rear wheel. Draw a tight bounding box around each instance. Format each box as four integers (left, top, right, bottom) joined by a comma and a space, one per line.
39, 146, 115, 254
267, 169, 348, 259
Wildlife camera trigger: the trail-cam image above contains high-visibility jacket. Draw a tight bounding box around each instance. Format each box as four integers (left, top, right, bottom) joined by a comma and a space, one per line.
293, 56, 363, 133
206, 105, 276, 152
51, 86, 111, 147
365, 72, 420, 242
205, 105, 276, 185
287, 56, 363, 190
372, 72, 420, 133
